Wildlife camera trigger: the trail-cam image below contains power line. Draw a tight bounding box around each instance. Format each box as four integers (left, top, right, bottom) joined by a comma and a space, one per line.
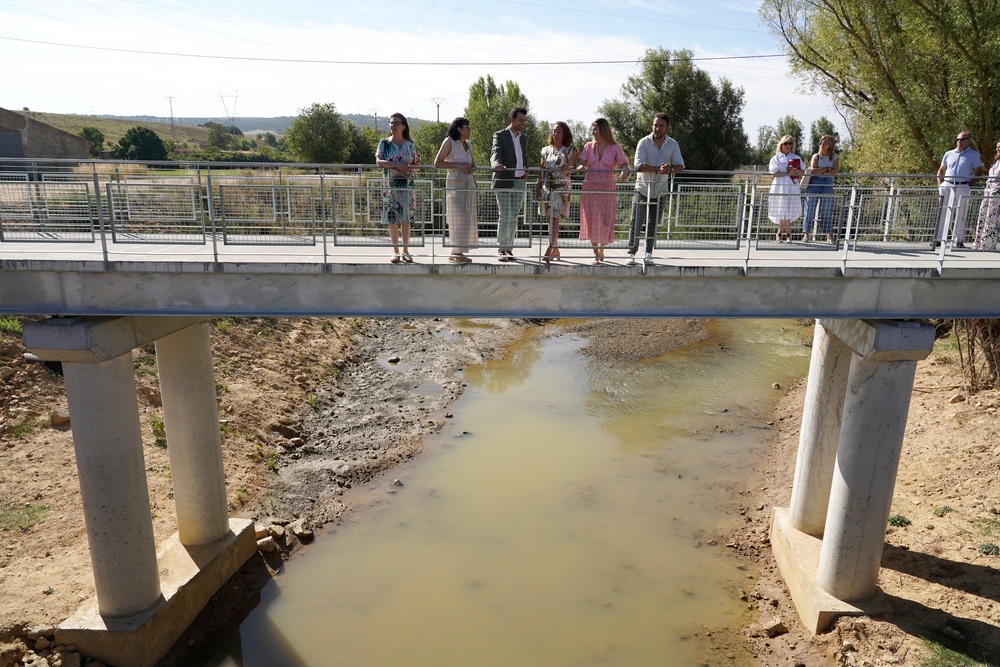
0, 35, 784, 66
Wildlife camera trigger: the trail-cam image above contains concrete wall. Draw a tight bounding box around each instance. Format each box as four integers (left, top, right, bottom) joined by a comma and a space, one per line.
0, 107, 91, 159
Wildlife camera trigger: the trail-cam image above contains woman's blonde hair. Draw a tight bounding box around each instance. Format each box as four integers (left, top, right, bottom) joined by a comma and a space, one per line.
775, 135, 796, 155
591, 118, 615, 144
818, 134, 835, 157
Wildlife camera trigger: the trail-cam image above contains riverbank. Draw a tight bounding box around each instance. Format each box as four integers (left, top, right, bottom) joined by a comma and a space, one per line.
727, 327, 1000, 667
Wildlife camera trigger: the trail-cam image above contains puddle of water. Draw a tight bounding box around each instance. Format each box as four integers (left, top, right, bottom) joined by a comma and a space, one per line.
198, 320, 811, 667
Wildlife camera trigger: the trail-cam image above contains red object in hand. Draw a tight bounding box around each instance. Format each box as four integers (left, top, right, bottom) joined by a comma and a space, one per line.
787, 158, 801, 183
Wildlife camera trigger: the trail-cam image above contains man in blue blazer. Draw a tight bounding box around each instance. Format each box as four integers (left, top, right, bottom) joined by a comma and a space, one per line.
491, 107, 529, 261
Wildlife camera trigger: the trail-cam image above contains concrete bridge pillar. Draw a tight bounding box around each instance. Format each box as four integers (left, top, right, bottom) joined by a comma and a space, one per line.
61, 352, 162, 617
771, 318, 935, 632
155, 322, 229, 546
788, 322, 852, 536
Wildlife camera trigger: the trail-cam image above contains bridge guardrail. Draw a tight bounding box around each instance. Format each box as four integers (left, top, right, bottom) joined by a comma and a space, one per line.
0, 158, 994, 272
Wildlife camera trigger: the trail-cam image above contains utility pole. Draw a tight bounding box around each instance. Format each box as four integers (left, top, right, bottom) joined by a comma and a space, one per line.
165, 96, 176, 142
430, 97, 446, 123
370, 107, 381, 132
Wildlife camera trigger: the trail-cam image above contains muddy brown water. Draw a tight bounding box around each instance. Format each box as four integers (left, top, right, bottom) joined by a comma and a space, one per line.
198, 320, 811, 666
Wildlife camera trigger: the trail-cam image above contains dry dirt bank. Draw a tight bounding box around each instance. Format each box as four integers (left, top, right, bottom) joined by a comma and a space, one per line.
724, 328, 1000, 667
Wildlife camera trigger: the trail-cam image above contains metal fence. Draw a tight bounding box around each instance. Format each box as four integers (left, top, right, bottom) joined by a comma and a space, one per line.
1, 158, 996, 265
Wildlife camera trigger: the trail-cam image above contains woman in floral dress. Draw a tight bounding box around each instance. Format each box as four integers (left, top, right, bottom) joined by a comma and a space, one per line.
577, 118, 629, 264
535, 121, 578, 262
975, 141, 1000, 251
375, 113, 420, 263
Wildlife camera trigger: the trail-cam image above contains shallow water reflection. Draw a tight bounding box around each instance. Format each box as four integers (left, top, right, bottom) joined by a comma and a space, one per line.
199, 319, 810, 667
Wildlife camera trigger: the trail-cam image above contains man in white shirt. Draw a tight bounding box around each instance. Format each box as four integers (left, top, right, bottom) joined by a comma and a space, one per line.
491, 108, 529, 261
936, 131, 984, 248
628, 113, 684, 265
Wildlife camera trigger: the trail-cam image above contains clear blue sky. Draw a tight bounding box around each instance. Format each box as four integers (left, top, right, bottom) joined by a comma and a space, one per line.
0, 0, 840, 139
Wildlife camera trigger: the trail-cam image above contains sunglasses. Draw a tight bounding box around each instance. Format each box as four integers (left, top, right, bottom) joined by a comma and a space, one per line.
781, 141, 793, 146
957, 136, 971, 141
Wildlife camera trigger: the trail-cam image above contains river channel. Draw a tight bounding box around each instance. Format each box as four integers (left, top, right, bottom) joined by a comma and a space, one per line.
199, 319, 812, 667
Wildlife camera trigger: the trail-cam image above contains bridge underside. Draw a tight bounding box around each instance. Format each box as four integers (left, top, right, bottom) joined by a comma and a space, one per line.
3, 260, 1000, 318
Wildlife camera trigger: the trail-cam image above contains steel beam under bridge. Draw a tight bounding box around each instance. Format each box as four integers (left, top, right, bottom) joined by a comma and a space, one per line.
3, 260, 1000, 318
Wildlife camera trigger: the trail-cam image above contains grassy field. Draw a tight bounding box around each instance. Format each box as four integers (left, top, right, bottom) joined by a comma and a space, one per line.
23, 111, 209, 148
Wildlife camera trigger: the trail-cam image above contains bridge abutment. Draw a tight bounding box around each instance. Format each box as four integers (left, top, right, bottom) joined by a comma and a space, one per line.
23, 316, 256, 667
772, 318, 935, 633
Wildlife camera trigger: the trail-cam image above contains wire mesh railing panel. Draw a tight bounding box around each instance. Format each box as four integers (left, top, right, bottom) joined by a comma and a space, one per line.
535, 182, 631, 249
219, 185, 316, 245
0, 173, 28, 181
330, 185, 427, 247
747, 186, 848, 249
661, 184, 745, 249
211, 176, 276, 186
107, 182, 206, 244
0, 182, 96, 242
849, 191, 941, 250
122, 175, 196, 184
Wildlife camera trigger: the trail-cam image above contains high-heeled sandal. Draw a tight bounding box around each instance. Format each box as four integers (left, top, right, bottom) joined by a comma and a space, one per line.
402, 252, 414, 263
542, 246, 556, 262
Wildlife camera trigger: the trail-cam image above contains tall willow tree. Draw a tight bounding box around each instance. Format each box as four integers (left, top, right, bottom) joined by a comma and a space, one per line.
598, 48, 749, 170
760, 0, 1000, 173
464, 76, 545, 166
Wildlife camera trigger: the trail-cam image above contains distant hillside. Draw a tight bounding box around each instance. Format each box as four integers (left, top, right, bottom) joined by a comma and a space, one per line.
22, 110, 437, 151
97, 113, 433, 135
26, 112, 209, 148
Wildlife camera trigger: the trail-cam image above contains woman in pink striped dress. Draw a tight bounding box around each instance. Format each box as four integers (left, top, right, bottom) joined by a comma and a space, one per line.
577, 118, 629, 265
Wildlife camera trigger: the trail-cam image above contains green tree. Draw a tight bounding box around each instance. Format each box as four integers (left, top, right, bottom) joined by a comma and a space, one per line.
113, 127, 167, 161
343, 121, 379, 165
751, 125, 778, 165
285, 102, 349, 163
464, 75, 546, 168
807, 117, 841, 157
775, 115, 804, 154
257, 132, 279, 147
761, 0, 1000, 172
79, 127, 104, 157
206, 123, 241, 151
598, 48, 750, 170
412, 121, 449, 167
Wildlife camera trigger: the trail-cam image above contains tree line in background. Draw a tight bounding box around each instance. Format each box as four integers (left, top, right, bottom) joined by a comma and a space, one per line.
74, 48, 842, 169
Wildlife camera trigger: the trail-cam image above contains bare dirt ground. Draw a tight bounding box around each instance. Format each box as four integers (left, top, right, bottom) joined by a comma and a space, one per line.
1, 317, 998, 667
723, 328, 1000, 667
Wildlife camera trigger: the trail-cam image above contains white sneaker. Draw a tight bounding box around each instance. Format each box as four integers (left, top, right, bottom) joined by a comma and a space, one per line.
644, 253, 654, 265
626, 253, 636, 266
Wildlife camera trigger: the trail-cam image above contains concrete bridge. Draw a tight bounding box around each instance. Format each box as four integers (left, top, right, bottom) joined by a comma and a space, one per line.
2, 159, 998, 665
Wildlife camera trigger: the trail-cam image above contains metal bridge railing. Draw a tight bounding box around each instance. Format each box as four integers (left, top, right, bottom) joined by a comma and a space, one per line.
1, 158, 997, 272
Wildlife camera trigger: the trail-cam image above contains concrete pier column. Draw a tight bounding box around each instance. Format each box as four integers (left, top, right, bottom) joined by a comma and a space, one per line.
815, 319, 934, 602
62, 354, 161, 617
155, 322, 229, 546
788, 322, 852, 536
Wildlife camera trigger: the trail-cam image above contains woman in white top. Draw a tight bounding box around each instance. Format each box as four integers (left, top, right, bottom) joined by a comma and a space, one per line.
768, 134, 804, 243
434, 117, 478, 263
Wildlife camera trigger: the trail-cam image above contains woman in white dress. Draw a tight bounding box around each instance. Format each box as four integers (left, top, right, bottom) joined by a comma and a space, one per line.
768, 134, 804, 243
434, 117, 478, 263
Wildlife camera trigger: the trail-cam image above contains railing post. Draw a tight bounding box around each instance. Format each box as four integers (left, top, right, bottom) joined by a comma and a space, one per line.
205, 169, 219, 264
91, 162, 110, 264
